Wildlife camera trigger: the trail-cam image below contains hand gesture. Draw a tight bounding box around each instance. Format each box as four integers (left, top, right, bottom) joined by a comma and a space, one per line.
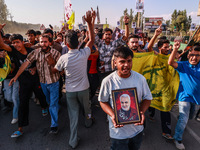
123, 14, 129, 24
111, 114, 124, 128
0, 24, 6, 31
84, 10, 92, 25
46, 54, 55, 66
134, 111, 145, 126
173, 41, 180, 50
91, 8, 96, 23
155, 24, 162, 36
9, 77, 17, 86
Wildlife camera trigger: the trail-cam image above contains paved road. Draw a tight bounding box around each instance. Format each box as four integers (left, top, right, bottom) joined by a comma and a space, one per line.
0, 94, 200, 150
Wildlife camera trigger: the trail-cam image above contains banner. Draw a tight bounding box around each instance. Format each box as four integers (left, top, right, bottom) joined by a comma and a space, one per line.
136, 0, 144, 13
64, 0, 72, 21
144, 17, 163, 31
0, 54, 11, 82
132, 52, 179, 112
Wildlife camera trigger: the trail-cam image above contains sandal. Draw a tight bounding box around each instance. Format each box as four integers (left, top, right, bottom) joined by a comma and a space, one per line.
11, 130, 23, 138
42, 109, 48, 116
162, 133, 173, 140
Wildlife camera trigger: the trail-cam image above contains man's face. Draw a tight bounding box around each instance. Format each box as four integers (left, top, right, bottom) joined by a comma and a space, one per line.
81, 31, 86, 36
121, 97, 131, 111
94, 28, 99, 34
3, 37, 10, 44
128, 38, 139, 52
188, 50, 200, 65
159, 43, 169, 55
27, 34, 36, 43
12, 39, 24, 52
114, 56, 132, 78
40, 37, 50, 52
103, 31, 112, 44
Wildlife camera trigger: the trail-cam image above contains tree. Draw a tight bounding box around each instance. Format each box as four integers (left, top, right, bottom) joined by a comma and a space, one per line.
170, 9, 192, 33
0, 0, 9, 22
119, 8, 134, 29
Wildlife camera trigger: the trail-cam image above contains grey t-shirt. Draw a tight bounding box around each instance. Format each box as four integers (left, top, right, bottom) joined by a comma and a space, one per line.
98, 70, 152, 139
55, 47, 91, 92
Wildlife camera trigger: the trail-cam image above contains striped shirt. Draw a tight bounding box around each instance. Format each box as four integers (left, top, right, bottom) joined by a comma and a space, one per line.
26, 48, 60, 84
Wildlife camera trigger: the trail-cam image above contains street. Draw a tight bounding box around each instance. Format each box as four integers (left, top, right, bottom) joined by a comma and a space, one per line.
0, 94, 200, 150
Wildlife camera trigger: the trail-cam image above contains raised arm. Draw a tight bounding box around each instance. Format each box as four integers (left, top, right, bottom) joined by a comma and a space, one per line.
168, 41, 180, 69
0, 24, 12, 52
84, 9, 95, 50
9, 61, 30, 86
147, 24, 162, 52
123, 15, 129, 40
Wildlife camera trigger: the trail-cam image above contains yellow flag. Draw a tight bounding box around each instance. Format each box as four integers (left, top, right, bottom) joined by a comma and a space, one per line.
0, 54, 11, 82
68, 11, 75, 29
132, 52, 179, 112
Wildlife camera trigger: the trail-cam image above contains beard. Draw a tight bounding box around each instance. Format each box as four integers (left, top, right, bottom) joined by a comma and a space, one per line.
131, 46, 138, 51
41, 46, 50, 53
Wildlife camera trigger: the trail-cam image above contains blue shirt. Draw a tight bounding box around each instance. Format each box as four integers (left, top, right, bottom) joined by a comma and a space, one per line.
176, 61, 200, 104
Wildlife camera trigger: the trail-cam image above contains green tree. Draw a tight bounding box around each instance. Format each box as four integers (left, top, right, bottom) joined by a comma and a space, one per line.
170, 9, 192, 33
120, 8, 134, 29
0, 0, 9, 22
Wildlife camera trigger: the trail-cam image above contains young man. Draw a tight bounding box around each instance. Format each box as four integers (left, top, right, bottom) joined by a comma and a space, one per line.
168, 43, 200, 150
9, 34, 61, 135
127, 35, 146, 53
0, 24, 48, 138
49, 10, 95, 149
99, 46, 152, 150
97, 16, 129, 81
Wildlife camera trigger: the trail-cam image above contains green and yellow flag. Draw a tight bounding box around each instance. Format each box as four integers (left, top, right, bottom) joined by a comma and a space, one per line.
68, 11, 75, 29
132, 52, 179, 112
0, 54, 11, 82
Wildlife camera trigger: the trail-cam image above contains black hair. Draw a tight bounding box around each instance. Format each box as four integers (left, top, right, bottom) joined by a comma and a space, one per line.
10, 34, 24, 42
57, 32, 63, 40
43, 28, 54, 36
36, 31, 41, 35
81, 29, 87, 33
65, 30, 79, 49
103, 28, 113, 34
41, 34, 52, 42
158, 39, 170, 48
26, 29, 36, 36
97, 32, 103, 39
128, 34, 139, 42
158, 36, 167, 40
193, 45, 200, 52
113, 45, 133, 59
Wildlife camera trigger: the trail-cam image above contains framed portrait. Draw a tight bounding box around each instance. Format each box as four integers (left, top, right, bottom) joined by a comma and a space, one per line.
112, 88, 141, 125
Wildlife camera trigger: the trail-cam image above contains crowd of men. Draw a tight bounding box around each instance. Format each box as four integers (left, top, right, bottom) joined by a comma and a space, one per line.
0, 9, 200, 150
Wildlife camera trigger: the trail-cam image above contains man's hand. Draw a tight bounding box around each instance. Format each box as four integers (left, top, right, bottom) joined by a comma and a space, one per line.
123, 15, 129, 24
111, 114, 124, 128
134, 111, 145, 126
0, 24, 6, 30
91, 8, 96, 24
173, 41, 180, 51
155, 24, 162, 36
84, 10, 92, 25
46, 54, 56, 66
9, 77, 17, 86
24, 42, 32, 48
28, 67, 36, 75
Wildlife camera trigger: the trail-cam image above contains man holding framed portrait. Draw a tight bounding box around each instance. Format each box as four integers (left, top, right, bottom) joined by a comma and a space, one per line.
98, 45, 152, 150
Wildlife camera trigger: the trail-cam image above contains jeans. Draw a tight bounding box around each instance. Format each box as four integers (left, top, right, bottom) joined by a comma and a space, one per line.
66, 88, 91, 148
40, 81, 59, 127
110, 131, 143, 150
3, 79, 19, 119
173, 101, 196, 141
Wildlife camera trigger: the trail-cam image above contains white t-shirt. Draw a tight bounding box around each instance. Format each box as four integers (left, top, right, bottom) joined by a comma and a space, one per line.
55, 47, 91, 92
98, 70, 152, 139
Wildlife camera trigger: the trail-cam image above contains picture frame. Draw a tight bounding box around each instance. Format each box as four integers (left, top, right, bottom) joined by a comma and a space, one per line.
112, 88, 141, 125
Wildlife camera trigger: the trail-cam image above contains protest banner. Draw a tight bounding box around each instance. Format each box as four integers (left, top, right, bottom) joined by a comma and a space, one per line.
132, 52, 179, 112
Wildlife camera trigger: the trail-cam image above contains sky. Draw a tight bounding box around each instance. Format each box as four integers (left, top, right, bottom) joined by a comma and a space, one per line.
4, 0, 200, 29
